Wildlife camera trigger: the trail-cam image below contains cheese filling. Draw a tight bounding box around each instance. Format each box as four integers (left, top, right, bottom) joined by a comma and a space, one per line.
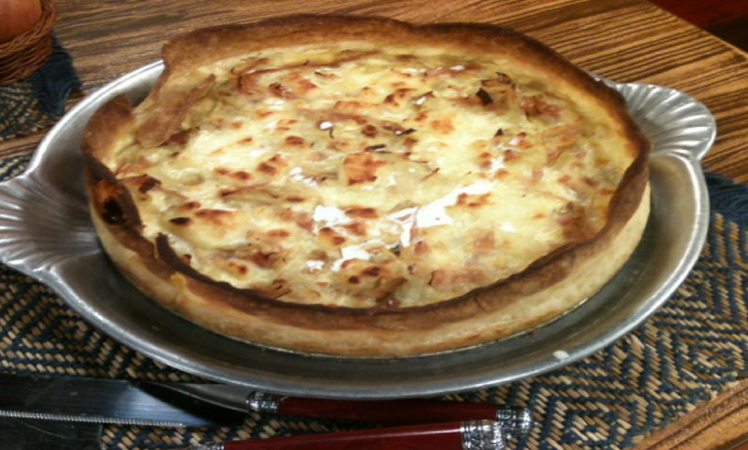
109, 43, 634, 309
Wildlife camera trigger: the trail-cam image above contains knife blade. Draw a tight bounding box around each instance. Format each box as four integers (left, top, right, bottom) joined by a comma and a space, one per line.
0, 373, 245, 427
0, 418, 102, 450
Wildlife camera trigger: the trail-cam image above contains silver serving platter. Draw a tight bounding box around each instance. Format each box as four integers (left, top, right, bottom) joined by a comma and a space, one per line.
0, 62, 715, 399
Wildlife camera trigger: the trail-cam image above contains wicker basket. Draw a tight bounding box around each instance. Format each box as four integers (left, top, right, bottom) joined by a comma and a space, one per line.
0, 0, 58, 86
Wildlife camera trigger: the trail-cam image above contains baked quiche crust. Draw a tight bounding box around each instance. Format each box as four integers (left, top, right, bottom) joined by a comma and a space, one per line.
82, 15, 650, 357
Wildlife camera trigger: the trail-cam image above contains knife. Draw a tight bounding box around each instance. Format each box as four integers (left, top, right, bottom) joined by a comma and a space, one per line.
0, 373, 533, 438
181, 420, 507, 450
146, 383, 533, 438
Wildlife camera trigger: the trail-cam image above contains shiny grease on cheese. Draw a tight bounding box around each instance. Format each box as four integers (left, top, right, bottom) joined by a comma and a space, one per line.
109, 43, 634, 309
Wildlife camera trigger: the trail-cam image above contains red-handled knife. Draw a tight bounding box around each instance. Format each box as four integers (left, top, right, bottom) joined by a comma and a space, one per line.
180, 420, 505, 450
0, 373, 534, 439
146, 382, 533, 440
245, 392, 533, 439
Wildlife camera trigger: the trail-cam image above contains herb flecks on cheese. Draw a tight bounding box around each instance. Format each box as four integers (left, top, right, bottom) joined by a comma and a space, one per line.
110, 44, 632, 309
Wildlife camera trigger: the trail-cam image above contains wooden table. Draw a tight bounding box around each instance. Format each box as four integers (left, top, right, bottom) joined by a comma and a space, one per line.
2, 0, 748, 449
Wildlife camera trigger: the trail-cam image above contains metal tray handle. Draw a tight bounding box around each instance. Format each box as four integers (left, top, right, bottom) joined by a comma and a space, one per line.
0, 173, 96, 279
611, 82, 717, 162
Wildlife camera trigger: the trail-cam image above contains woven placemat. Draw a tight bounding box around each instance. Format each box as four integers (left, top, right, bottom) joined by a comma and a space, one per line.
0, 145, 746, 449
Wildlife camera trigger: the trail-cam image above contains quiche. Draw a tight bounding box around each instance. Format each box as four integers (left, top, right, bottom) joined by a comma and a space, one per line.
82, 15, 650, 357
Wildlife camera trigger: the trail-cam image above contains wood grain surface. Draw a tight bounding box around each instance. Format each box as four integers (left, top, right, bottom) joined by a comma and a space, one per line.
2, 1, 748, 448
632, 378, 748, 450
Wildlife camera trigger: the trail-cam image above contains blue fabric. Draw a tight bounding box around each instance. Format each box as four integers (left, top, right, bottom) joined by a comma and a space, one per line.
0, 38, 80, 140
706, 172, 748, 223
29, 38, 82, 117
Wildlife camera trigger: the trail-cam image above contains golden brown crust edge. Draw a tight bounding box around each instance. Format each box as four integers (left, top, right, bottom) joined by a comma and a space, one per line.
89, 186, 650, 356
83, 15, 651, 357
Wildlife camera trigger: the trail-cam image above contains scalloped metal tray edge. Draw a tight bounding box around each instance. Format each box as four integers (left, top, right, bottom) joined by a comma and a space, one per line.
0, 62, 715, 398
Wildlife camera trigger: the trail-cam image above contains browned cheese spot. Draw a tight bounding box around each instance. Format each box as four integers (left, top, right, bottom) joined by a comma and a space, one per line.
430, 119, 455, 135
233, 171, 252, 181
284, 136, 307, 148
216, 168, 253, 181
249, 251, 282, 269
456, 193, 492, 208
345, 207, 379, 219
362, 266, 382, 277
429, 268, 488, 287
361, 124, 378, 137
343, 153, 388, 185
318, 227, 348, 246
125, 174, 161, 194
269, 82, 295, 99
229, 261, 249, 275
520, 95, 560, 119
556, 202, 596, 242
494, 169, 510, 180
194, 209, 232, 225
473, 229, 496, 252
179, 201, 201, 211
343, 222, 367, 237
384, 88, 416, 106
504, 149, 522, 162
257, 154, 289, 176
267, 229, 291, 239
166, 129, 191, 147
414, 240, 430, 255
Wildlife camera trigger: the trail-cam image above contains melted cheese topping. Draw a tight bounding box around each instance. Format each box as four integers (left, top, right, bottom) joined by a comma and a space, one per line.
109, 43, 634, 309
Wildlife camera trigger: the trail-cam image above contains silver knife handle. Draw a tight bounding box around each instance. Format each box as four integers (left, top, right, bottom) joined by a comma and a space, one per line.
462, 420, 506, 450
246, 391, 283, 413
495, 407, 534, 439
189, 445, 225, 450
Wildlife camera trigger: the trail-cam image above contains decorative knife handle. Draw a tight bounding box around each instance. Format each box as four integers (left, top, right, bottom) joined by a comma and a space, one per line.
246, 392, 533, 439
189, 420, 505, 450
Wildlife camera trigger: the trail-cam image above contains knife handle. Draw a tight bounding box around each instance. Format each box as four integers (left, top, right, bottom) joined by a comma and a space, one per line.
247, 393, 533, 439
194, 420, 505, 450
